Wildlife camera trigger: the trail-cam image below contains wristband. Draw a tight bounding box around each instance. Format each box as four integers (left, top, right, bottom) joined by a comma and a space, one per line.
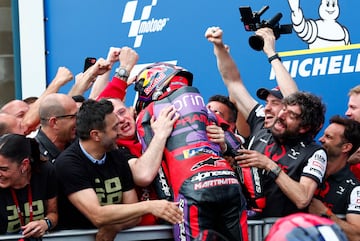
44, 217, 53, 231
321, 208, 333, 219
268, 53, 281, 63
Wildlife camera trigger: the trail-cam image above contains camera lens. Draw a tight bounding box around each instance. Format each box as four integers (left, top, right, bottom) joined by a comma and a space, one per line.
249, 35, 264, 51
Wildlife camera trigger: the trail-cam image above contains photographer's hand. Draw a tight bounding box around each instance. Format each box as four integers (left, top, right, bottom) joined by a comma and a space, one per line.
255, 29, 298, 98
255, 27, 276, 57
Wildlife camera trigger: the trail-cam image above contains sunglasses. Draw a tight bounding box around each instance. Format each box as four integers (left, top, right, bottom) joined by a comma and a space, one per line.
55, 113, 77, 119
40, 113, 77, 121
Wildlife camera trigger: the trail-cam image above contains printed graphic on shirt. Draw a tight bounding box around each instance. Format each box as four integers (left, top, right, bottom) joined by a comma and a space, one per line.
94, 177, 123, 205
6, 200, 44, 233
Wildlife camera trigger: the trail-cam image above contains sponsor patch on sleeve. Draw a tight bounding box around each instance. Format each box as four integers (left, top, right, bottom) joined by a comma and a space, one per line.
348, 186, 360, 213
303, 149, 327, 183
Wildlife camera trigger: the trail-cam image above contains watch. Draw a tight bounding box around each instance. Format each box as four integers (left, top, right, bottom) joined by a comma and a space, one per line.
44, 217, 53, 231
267, 165, 282, 180
115, 67, 129, 80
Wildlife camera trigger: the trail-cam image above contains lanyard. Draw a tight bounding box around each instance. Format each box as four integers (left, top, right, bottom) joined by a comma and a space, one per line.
10, 185, 33, 226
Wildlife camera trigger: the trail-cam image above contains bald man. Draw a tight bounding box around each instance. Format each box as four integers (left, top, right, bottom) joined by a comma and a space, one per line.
1, 99, 30, 119
0, 113, 25, 135
35, 93, 78, 163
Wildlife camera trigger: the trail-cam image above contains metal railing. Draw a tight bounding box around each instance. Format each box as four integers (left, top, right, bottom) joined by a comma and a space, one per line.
0, 219, 280, 241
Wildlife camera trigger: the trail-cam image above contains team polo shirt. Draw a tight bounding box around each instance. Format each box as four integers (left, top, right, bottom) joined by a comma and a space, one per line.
246, 104, 327, 217
315, 164, 360, 215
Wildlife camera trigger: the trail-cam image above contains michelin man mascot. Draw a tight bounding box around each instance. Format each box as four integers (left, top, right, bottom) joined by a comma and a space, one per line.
135, 62, 248, 241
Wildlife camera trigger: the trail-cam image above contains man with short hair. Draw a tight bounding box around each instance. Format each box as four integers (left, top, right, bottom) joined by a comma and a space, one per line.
0, 113, 25, 135
36, 93, 78, 163
255, 86, 284, 129
345, 84, 360, 180
207, 95, 239, 131
309, 115, 360, 241
346, 85, 360, 122
207, 94, 251, 142
55, 99, 183, 241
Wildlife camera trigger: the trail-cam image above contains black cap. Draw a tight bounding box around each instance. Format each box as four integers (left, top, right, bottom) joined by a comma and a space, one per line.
256, 86, 283, 100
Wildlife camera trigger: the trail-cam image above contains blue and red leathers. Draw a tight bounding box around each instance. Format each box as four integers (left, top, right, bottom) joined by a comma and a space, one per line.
137, 86, 248, 241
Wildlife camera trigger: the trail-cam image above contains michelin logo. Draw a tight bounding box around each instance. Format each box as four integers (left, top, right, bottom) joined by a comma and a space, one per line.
121, 0, 170, 48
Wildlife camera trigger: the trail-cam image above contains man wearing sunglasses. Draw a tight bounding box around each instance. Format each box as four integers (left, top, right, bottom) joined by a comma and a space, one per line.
35, 93, 78, 163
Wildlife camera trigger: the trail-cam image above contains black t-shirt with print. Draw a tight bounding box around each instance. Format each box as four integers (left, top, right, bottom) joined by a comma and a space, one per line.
0, 161, 56, 234
55, 140, 135, 229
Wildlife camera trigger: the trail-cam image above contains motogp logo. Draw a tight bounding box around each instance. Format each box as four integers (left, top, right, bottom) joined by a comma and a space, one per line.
121, 0, 170, 48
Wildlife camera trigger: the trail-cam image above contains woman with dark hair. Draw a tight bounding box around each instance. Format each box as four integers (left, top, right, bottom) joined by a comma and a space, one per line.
0, 134, 57, 238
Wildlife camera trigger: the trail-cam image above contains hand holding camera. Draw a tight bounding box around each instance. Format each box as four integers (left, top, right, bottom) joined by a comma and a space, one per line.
239, 5, 292, 51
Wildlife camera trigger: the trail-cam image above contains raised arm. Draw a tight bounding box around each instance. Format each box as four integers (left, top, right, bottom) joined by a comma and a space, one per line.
22, 67, 73, 135
205, 26, 258, 120
67, 58, 112, 97
88, 47, 121, 99
205, 26, 298, 121
255, 27, 298, 97
96, 47, 139, 101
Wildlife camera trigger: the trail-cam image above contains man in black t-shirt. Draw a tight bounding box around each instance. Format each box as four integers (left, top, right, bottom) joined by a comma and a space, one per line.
56, 99, 183, 241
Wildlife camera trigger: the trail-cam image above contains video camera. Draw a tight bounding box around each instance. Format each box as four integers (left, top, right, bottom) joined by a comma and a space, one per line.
239, 6, 292, 51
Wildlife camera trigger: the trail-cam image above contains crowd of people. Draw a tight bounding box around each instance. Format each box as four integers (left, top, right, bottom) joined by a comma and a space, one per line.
0, 26, 359, 241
